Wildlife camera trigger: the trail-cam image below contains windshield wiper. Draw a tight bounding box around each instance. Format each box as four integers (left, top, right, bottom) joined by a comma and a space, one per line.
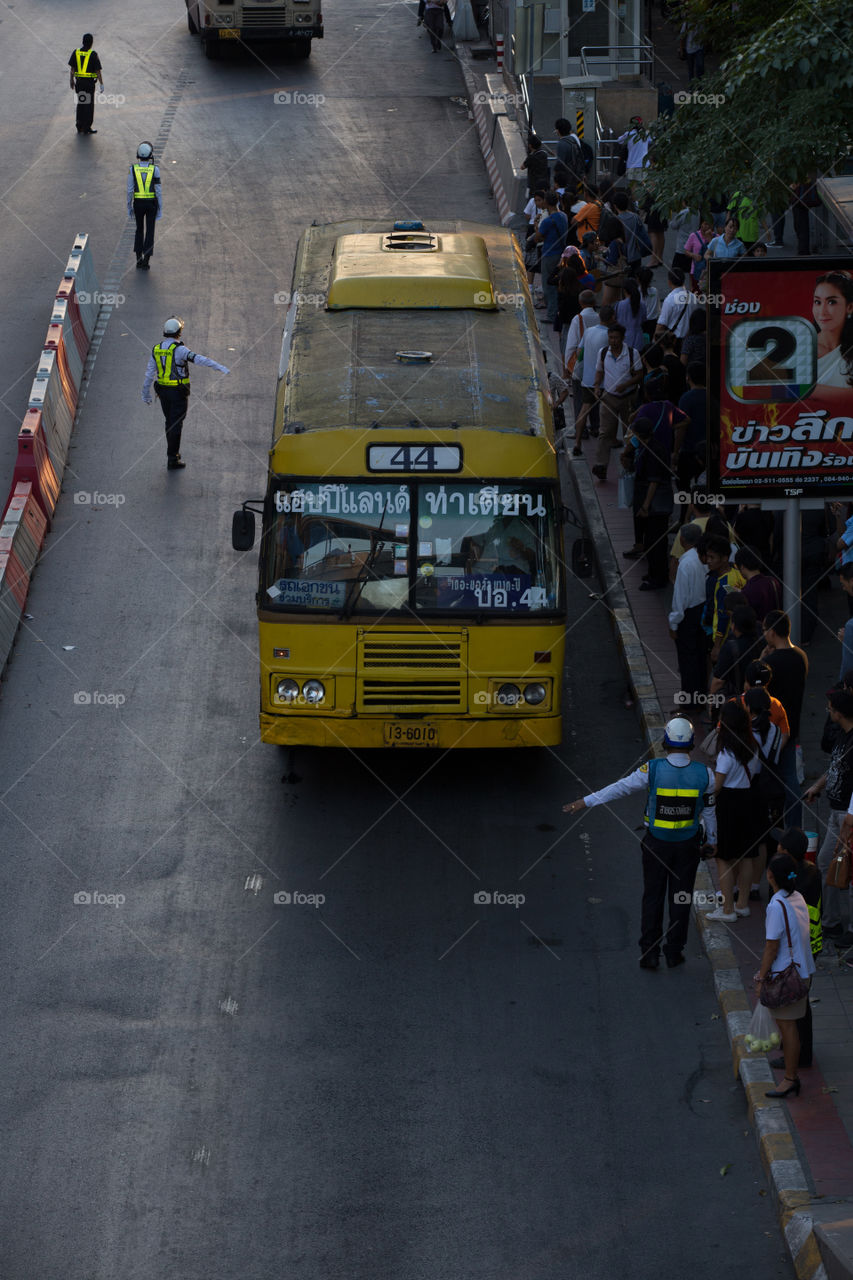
340, 505, 388, 620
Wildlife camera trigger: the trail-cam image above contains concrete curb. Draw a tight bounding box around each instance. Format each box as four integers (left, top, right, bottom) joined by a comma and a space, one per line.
457, 49, 513, 226
559, 450, 846, 1280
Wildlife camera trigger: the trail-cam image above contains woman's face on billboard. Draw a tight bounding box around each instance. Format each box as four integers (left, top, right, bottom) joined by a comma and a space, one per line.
813, 281, 853, 340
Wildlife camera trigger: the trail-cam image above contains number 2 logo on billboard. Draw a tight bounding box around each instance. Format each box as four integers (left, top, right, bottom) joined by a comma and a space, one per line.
725, 316, 816, 402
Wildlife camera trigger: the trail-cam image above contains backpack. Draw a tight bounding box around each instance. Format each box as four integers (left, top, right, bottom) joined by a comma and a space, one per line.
750, 725, 785, 816
599, 206, 623, 246
580, 139, 594, 173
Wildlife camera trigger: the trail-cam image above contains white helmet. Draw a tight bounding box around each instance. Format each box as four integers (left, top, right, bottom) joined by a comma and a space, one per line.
663, 717, 694, 750
163, 316, 184, 337
136, 141, 154, 160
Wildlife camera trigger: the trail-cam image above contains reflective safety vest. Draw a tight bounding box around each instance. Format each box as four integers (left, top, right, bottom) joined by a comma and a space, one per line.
153, 341, 189, 387
645, 758, 709, 842
807, 901, 822, 956
74, 49, 98, 78
133, 164, 156, 199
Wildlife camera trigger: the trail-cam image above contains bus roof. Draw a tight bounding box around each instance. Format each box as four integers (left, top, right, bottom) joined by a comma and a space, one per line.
274, 219, 552, 443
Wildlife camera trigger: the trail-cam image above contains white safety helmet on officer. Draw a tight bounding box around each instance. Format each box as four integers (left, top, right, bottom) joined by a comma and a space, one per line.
136, 141, 154, 160
163, 316, 183, 337
663, 716, 694, 750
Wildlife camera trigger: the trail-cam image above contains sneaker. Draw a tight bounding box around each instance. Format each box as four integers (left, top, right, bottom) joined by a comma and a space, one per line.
705, 907, 737, 922
823, 922, 843, 938
838, 931, 853, 948
749, 888, 761, 902
591, 465, 607, 480
167, 457, 186, 469
735, 906, 750, 917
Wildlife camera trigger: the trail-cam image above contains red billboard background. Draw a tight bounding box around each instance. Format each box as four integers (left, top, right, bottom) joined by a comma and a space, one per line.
709, 256, 853, 497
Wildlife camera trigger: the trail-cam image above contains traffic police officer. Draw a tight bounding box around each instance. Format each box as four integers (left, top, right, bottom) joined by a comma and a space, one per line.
141, 318, 230, 470
127, 143, 162, 269
564, 717, 717, 969
68, 34, 103, 134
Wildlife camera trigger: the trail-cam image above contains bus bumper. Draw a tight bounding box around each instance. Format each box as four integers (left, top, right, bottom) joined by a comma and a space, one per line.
260, 714, 562, 749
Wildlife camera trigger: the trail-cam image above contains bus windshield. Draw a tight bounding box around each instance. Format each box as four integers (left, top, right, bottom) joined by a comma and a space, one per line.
263, 481, 561, 615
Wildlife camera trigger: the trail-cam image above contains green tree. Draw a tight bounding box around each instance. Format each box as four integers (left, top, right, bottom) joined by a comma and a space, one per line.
646, 0, 853, 216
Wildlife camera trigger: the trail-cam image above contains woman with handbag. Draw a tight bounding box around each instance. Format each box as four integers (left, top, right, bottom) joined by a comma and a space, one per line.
755, 852, 816, 1098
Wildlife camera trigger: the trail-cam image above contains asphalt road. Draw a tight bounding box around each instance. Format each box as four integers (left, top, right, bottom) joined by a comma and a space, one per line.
0, 2, 794, 1277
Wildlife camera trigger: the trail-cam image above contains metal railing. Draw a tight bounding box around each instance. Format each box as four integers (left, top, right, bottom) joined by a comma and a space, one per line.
579, 38, 653, 81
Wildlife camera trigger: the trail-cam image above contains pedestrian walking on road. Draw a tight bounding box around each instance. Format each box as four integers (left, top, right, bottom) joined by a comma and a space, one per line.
141, 317, 230, 470
564, 717, 717, 969
128, 142, 162, 270
68, 34, 103, 135
755, 852, 816, 1099
423, 0, 449, 51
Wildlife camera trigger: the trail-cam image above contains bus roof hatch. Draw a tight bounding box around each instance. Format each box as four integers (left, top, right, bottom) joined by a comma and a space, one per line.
326, 231, 497, 310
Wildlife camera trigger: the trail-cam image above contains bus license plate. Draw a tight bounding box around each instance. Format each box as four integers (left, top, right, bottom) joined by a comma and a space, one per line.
219, 28, 241, 38
384, 723, 437, 747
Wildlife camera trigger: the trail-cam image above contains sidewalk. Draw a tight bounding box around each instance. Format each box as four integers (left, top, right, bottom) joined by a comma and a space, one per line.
563, 445, 853, 1280
451, 25, 853, 1279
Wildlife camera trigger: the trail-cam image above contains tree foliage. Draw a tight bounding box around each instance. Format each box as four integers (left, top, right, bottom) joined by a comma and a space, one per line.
645, 0, 853, 216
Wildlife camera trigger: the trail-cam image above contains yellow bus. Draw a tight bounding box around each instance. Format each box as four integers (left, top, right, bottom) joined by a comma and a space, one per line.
233, 219, 566, 748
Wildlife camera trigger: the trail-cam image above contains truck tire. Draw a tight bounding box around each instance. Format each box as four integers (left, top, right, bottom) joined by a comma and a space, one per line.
187, 9, 198, 34
203, 36, 220, 59
291, 37, 312, 58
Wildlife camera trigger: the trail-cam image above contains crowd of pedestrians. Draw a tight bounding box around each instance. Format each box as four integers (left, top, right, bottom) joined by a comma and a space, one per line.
540, 119, 849, 1106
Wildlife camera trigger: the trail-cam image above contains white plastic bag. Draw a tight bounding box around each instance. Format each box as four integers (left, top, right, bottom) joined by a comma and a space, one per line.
744, 1001, 781, 1053
617, 471, 634, 510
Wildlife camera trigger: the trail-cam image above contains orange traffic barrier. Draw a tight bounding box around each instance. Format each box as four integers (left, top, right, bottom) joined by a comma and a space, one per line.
55, 278, 91, 367
0, 482, 47, 677
7, 410, 61, 525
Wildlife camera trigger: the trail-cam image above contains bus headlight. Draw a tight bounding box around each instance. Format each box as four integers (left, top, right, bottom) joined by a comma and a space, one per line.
277, 678, 300, 704
523, 683, 547, 706
496, 683, 521, 707
302, 679, 326, 704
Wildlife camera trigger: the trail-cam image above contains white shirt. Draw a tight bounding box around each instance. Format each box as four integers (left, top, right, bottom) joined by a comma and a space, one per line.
766, 890, 816, 978
669, 546, 707, 628
670, 207, 699, 252
596, 343, 643, 394
715, 747, 760, 789
576, 319, 609, 389
583, 751, 717, 842
618, 129, 649, 171
563, 307, 599, 383
657, 287, 697, 339
641, 284, 659, 321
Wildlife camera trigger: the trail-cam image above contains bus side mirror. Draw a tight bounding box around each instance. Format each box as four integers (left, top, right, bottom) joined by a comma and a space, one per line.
232, 508, 255, 551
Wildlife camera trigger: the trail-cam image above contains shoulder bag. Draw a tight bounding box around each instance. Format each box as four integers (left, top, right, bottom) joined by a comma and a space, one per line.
827, 835, 851, 890
760, 901, 810, 1009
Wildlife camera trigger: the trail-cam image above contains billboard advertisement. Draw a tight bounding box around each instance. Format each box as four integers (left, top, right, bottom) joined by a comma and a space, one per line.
708, 257, 853, 497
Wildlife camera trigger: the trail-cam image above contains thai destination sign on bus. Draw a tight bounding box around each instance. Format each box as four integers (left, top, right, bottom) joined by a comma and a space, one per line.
708, 257, 853, 497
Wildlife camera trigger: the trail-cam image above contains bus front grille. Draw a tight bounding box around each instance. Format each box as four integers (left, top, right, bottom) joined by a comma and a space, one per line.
241, 8, 295, 27
360, 633, 464, 670
360, 681, 464, 710
357, 631, 467, 711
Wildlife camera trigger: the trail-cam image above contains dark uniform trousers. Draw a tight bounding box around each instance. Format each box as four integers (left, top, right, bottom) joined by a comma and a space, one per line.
75, 79, 96, 131
155, 385, 190, 459
133, 199, 157, 260
675, 602, 706, 708
640, 830, 701, 962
